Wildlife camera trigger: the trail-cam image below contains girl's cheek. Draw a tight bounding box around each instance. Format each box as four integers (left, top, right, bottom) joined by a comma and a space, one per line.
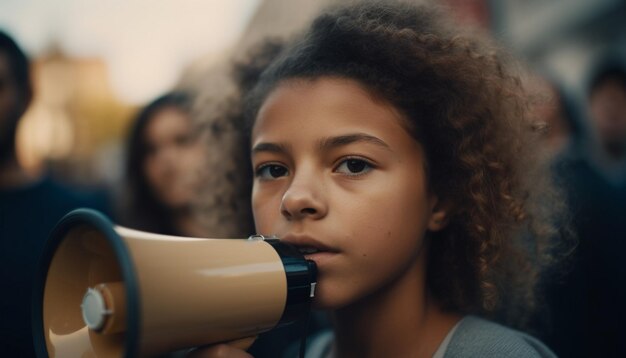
252, 196, 278, 233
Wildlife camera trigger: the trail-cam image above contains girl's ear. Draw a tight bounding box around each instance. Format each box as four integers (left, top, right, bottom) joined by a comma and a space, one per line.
427, 197, 452, 232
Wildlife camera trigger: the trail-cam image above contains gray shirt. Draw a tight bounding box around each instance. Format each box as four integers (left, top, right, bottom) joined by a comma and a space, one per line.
300, 316, 556, 358
442, 316, 556, 357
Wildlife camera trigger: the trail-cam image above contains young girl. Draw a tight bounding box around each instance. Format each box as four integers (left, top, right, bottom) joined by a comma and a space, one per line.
194, 2, 564, 357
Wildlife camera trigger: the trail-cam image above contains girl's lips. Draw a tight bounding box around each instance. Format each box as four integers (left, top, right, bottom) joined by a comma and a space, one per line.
280, 235, 337, 252
279, 234, 339, 265
302, 250, 338, 266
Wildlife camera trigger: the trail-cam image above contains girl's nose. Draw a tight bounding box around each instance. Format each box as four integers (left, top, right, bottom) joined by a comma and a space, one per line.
280, 174, 328, 221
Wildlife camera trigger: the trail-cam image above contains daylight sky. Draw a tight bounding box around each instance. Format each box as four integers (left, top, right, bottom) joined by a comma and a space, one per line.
0, 0, 260, 103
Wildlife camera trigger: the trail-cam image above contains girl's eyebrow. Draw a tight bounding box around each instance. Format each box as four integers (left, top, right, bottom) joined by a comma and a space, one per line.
251, 133, 390, 156
318, 133, 391, 151
251, 142, 291, 155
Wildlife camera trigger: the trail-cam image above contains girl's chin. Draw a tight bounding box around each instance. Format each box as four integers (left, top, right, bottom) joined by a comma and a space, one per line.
310, 289, 352, 311
311, 299, 332, 310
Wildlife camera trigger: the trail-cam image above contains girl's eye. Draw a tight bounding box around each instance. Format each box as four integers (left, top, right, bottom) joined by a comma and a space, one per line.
335, 158, 373, 176
256, 164, 289, 179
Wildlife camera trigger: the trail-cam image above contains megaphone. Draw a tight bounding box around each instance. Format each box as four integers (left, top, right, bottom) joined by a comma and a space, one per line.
32, 209, 317, 357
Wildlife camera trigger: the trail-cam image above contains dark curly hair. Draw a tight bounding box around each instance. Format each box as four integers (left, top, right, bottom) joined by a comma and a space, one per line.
244, 1, 569, 329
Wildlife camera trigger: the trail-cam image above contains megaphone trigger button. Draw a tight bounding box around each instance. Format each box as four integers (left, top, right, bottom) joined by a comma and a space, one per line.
248, 234, 263, 241
248, 234, 281, 241
248, 234, 268, 241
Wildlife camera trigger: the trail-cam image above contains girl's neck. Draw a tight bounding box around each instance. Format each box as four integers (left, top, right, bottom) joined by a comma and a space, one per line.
330, 257, 461, 358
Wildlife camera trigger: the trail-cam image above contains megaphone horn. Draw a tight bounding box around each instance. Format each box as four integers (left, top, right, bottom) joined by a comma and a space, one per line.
32, 209, 317, 357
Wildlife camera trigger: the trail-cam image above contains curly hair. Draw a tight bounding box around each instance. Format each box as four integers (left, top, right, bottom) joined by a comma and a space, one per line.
244, 1, 570, 329
191, 39, 289, 238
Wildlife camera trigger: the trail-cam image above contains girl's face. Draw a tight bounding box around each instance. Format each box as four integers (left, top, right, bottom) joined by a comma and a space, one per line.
251, 77, 448, 309
143, 106, 206, 210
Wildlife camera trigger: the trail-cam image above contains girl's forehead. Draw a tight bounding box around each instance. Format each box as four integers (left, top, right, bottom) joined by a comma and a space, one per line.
252, 77, 410, 138
265, 77, 388, 107
250, 77, 425, 161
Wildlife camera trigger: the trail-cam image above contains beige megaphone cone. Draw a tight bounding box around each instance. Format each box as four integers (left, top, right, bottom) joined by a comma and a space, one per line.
32, 209, 317, 357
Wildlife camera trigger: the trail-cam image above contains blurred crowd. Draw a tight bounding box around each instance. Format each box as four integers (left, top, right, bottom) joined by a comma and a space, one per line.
1, 1, 625, 357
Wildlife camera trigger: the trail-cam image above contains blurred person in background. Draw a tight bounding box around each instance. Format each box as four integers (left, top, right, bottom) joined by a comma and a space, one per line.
587, 62, 626, 171
545, 59, 626, 357
524, 73, 578, 157
0, 30, 110, 356
121, 92, 213, 237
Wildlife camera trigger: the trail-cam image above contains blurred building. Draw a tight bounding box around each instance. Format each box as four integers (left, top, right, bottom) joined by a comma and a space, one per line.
491, 0, 626, 93
181, 0, 494, 94
16, 49, 135, 185
179, 0, 334, 95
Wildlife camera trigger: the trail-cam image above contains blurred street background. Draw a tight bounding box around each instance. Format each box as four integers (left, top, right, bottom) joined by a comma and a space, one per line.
0, 0, 624, 189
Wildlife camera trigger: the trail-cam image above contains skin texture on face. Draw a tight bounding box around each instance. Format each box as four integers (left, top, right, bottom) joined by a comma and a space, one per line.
251, 77, 448, 310
143, 106, 206, 210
